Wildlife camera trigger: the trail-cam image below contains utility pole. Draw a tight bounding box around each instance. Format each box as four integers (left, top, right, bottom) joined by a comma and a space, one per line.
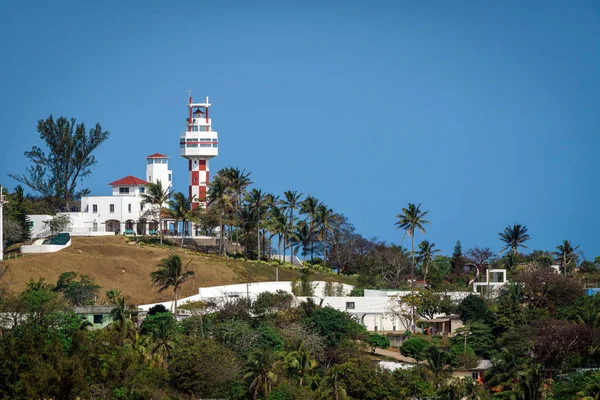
0, 186, 7, 261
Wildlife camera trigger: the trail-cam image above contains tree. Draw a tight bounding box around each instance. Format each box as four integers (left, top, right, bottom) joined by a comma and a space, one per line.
499, 223, 530, 258
395, 202, 430, 331
150, 254, 195, 316
307, 306, 367, 348
553, 240, 580, 275
2, 217, 24, 246
400, 337, 431, 361
168, 192, 194, 245
395, 203, 430, 285
54, 271, 100, 306
244, 349, 279, 400
9, 115, 110, 209
281, 191, 303, 264
364, 333, 390, 353
284, 344, 318, 386
417, 240, 440, 282
316, 203, 334, 268
207, 174, 232, 256
453, 322, 494, 358
43, 214, 71, 234
222, 167, 252, 254
300, 195, 321, 264
246, 188, 267, 260
169, 338, 241, 398
140, 180, 171, 245
459, 294, 491, 324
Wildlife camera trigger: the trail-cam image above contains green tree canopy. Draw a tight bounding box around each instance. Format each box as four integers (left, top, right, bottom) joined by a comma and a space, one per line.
8, 115, 110, 208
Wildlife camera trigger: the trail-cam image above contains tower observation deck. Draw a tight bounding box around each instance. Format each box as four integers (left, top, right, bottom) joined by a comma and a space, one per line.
180, 95, 218, 209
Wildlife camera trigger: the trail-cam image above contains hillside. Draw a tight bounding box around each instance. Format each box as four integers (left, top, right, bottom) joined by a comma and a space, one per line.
1, 236, 355, 304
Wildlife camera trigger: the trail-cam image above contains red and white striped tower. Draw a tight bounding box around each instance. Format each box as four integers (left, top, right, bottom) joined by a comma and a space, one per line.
180, 94, 218, 210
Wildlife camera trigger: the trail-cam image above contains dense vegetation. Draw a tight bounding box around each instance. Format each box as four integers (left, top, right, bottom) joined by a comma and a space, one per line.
3, 127, 600, 398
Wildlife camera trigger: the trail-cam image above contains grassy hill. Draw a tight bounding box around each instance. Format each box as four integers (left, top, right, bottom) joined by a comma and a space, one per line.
1, 236, 355, 305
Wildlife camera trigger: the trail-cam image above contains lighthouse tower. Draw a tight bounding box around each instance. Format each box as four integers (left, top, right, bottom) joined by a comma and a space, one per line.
180, 95, 218, 209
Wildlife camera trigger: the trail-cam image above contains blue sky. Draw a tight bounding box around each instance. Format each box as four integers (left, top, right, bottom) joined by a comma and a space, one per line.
1, 1, 599, 258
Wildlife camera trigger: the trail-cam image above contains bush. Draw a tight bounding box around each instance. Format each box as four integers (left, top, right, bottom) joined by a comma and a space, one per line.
364, 333, 390, 353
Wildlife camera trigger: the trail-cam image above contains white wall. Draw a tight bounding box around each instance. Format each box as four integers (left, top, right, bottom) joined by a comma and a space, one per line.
21, 239, 71, 253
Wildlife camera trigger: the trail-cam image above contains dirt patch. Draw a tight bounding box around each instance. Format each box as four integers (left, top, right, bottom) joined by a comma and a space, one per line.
0, 236, 355, 305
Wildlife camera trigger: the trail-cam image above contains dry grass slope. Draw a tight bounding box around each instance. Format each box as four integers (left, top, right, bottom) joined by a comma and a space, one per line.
1, 236, 355, 304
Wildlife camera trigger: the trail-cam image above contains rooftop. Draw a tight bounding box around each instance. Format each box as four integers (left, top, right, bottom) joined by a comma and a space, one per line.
108, 176, 148, 186
146, 153, 169, 158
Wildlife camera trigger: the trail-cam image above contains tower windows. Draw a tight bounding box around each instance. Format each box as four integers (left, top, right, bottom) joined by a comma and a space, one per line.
119, 187, 129, 194
168, 174, 172, 182
92, 204, 98, 213
128, 204, 131, 213
109, 204, 115, 213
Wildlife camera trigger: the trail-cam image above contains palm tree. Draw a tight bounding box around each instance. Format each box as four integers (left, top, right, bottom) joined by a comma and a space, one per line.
553, 240, 579, 275
150, 254, 195, 316
395, 203, 430, 288
316, 204, 333, 269
293, 221, 314, 263
140, 180, 172, 245
498, 224, 530, 258
246, 188, 267, 260
207, 175, 232, 256
149, 315, 177, 367
109, 296, 138, 344
268, 206, 287, 266
223, 167, 252, 253
300, 195, 321, 265
319, 365, 348, 400
281, 190, 303, 264
285, 344, 318, 386
417, 240, 440, 283
168, 192, 194, 246
244, 350, 279, 400
395, 203, 429, 333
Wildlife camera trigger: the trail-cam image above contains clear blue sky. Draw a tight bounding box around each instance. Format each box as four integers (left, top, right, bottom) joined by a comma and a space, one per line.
1, 1, 599, 258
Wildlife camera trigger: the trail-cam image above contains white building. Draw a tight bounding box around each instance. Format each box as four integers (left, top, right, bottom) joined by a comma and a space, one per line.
138, 281, 469, 333
29, 154, 172, 239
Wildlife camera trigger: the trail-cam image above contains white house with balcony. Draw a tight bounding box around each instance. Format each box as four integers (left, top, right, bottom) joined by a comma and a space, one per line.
28, 154, 173, 239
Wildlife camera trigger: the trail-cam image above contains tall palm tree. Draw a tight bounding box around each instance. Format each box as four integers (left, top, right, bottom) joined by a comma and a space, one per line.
246, 188, 267, 260
316, 204, 333, 269
140, 180, 172, 245
268, 206, 287, 267
498, 224, 530, 258
553, 240, 579, 275
223, 167, 252, 253
300, 195, 321, 265
207, 175, 232, 256
150, 254, 195, 316
168, 192, 194, 246
417, 240, 440, 283
319, 365, 348, 400
281, 191, 303, 264
243, 350, 279, 400
395, 203, 430, 288
395, 203, 430, 333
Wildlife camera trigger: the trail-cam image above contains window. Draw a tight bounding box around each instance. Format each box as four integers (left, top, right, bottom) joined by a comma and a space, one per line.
128, 204, 131, 213
140, 187, 145, 193
140, 204, 144, 211
472, 372, 480, 380
187, 144, 198, 148
162, 159, 167, 164
92, 204, 97, 213
148, 176, 151, 181
168, 174, 172, 182
212, 143, 218, 148
93, 222, 98, 232
346, 302, 355, 310
119, 187, 129, 194
200, 144, 210, 147
93, 315, 103, 324
110, 204, 115, 213
147, 159, 152, 165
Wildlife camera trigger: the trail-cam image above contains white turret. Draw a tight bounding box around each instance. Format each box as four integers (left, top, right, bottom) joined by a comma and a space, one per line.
146, 153, 172, 190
